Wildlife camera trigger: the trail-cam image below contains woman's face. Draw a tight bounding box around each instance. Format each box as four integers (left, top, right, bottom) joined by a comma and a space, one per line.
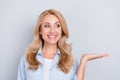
40, 14, 62, 45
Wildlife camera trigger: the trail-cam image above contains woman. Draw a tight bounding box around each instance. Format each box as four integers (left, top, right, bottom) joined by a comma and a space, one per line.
17, 9, 108, 80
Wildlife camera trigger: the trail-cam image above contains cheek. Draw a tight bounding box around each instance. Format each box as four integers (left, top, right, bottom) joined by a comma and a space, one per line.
58, 30, 62, 38
39, 28, 45, 35
60, 30, 62, 36
58, 28, 62, 34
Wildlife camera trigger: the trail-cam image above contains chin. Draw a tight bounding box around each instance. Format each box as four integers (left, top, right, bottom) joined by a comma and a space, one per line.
48, 41, 58, 45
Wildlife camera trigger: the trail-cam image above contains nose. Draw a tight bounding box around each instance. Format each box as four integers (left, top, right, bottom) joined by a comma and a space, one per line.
50, 27, 55, 33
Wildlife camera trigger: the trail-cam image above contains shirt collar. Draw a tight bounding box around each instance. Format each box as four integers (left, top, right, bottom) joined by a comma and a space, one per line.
37, 48, 61, 56
36, 48, 61, 69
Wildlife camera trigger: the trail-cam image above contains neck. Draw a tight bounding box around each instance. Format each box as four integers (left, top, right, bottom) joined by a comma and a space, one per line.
42, 43, 58, 59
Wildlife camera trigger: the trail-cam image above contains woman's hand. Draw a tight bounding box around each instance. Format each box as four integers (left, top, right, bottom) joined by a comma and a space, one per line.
77, 53, 109, 80
80, 53, 109, 63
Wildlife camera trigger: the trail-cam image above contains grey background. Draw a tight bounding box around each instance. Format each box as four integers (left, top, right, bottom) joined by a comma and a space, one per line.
0, 0, 120, 80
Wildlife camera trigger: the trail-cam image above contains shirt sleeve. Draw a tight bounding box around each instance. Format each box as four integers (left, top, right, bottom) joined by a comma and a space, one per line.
17, 56, 26, 80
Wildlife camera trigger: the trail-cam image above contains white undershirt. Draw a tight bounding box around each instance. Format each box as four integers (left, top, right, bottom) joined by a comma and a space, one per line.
43, 58, 53, 80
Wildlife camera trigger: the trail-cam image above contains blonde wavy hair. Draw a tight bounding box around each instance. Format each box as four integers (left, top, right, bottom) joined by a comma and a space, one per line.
26, 9, 74, 73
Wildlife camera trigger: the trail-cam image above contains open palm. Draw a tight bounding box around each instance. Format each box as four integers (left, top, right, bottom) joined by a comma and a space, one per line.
81, 53, 109, 62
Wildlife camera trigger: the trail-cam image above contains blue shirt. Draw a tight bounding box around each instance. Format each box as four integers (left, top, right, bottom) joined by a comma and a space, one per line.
17, 49, 78, 80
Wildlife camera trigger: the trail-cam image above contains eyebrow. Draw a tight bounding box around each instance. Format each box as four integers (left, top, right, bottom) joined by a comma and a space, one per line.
55, 22, 60, 24
43, 22, 49, 24
43, 21, 60, 24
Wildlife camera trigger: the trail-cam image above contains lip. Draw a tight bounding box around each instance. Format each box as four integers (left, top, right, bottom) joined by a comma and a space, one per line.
47, 35, 57, 39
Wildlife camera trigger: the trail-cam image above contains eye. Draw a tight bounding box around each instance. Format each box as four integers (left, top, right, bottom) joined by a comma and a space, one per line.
44, 24, 50, 28
56, 24, 61, 28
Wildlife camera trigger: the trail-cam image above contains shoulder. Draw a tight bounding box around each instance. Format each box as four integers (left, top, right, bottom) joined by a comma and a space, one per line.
18, 54, 28, 67
19, 55, 26, 62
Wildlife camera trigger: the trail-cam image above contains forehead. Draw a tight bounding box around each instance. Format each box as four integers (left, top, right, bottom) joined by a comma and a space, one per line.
42, 14, 60, 23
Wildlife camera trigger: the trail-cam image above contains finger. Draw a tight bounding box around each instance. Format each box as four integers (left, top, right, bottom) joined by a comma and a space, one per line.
99, 53, 109, 57
95, 54, 109, 59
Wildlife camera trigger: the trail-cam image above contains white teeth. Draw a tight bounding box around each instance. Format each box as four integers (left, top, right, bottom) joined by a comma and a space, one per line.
48, 35, 56, 39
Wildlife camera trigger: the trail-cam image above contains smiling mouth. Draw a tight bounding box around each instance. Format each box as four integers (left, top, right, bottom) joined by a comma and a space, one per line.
47, 35, 57, 39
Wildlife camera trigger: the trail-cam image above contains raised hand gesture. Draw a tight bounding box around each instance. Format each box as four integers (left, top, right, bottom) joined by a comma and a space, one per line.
77, 53, 109, 80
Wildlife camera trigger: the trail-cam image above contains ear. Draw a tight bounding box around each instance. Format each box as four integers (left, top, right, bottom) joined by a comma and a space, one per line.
39, 27, 42, 35
39, 31, 42, 35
